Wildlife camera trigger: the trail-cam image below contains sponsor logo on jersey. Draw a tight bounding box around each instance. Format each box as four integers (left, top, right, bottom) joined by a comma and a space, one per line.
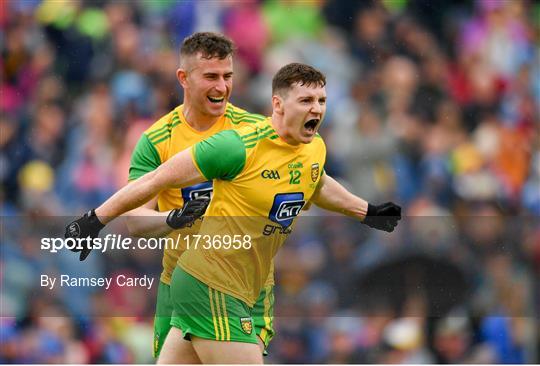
181, 181, 213, 202
240, 317, 253, 335
261, 169, 280, 180
268, 192, 305, 228
288, 162, 303, 169
263, 224, 293, 236
311, 163, 320, 182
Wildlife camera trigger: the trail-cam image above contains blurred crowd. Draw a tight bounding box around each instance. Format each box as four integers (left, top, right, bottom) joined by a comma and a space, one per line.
1, 0, 539, 363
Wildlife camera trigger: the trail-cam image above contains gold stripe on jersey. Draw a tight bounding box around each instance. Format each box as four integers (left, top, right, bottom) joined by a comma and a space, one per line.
149, 124, 181, 145
238, 123, 280, 148
148, 111, 182, 145
243, 130, 279, 148
147, 117, 179, 140
225, 105, 266, 124
147, 110, 181, 136
238, 125, 272, 141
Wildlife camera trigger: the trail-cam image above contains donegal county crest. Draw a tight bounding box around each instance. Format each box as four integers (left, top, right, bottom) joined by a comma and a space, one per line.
311, 163, 320, 182
240, 317, 253, 335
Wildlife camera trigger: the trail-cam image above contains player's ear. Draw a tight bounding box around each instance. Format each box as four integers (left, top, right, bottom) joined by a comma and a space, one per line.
272, 95, 284, 115
177, 68, 188, 88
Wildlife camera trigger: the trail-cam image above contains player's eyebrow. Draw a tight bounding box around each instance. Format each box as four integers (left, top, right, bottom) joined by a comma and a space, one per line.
202, 71, 234, 77
298, 95, 326, 102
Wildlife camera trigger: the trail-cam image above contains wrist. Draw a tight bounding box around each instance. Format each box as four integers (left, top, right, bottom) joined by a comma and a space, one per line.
166, 210, 176, 229
93, 207, 110, 225
360, 202, 374, 221
366, 203, 376, 217
89, 209, 106, 229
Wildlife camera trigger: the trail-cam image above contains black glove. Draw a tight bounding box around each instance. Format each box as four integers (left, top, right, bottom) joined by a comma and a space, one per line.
65, 209, 105, 261
362, 202, 402, 232
166, 197, 210, 229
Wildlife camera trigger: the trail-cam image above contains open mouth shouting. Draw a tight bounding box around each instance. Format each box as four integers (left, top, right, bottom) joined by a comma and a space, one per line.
207, 96, 225, 104
304, 118, 320, 134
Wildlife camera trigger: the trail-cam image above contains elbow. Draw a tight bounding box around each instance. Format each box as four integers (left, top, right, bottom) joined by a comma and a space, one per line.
145, 170, 162, 191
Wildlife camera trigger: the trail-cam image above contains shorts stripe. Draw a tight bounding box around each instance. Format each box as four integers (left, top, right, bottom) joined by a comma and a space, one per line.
263, 286, 272, 331
221, 292, 231, 341
171, 267, 258, 345
214, 289, 225, 341
208, 287, 219, 340
259, 327, 268, 343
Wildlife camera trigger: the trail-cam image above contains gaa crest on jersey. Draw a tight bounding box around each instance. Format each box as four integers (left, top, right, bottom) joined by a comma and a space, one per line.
268, 193, 305, 228
240, 317, 253, 335
181, 181, 213, 202
261, 169, 281, 180
311, 163, 320, 182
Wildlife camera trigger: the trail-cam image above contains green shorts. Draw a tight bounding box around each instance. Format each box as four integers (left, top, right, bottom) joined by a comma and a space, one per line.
153, 268, 275, 358
252, 284, 275, 349
153, 281, 173, 358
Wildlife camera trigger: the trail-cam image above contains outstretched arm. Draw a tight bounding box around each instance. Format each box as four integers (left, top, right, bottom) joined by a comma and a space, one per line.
66, 129, 244, 260
65, 148, 207, 261
311, 174, 401, 232
310, 174, 369, 220
96, 148, 204, 224
124, 132, 204, 238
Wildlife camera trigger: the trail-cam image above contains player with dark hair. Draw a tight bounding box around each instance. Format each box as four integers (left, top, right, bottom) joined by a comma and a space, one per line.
71, 32, 276, 362
67, 62, 401, 363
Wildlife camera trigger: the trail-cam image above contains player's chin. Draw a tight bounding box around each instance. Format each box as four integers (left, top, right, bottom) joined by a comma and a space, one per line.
205, 103, 227, 116
298, 133, 316, 144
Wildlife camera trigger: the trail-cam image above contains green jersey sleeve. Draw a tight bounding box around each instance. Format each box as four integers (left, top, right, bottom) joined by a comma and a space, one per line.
128, 134, 162, 181
192, 130, 246, 181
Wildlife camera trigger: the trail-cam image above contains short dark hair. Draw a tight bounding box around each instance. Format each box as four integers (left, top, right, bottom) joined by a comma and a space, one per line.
180, 32, 235, 61
272, 63, 326, 96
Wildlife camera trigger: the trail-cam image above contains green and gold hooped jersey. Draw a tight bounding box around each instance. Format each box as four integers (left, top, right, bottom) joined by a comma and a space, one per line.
128, 103, 275, 285
180, 118, 326, 306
